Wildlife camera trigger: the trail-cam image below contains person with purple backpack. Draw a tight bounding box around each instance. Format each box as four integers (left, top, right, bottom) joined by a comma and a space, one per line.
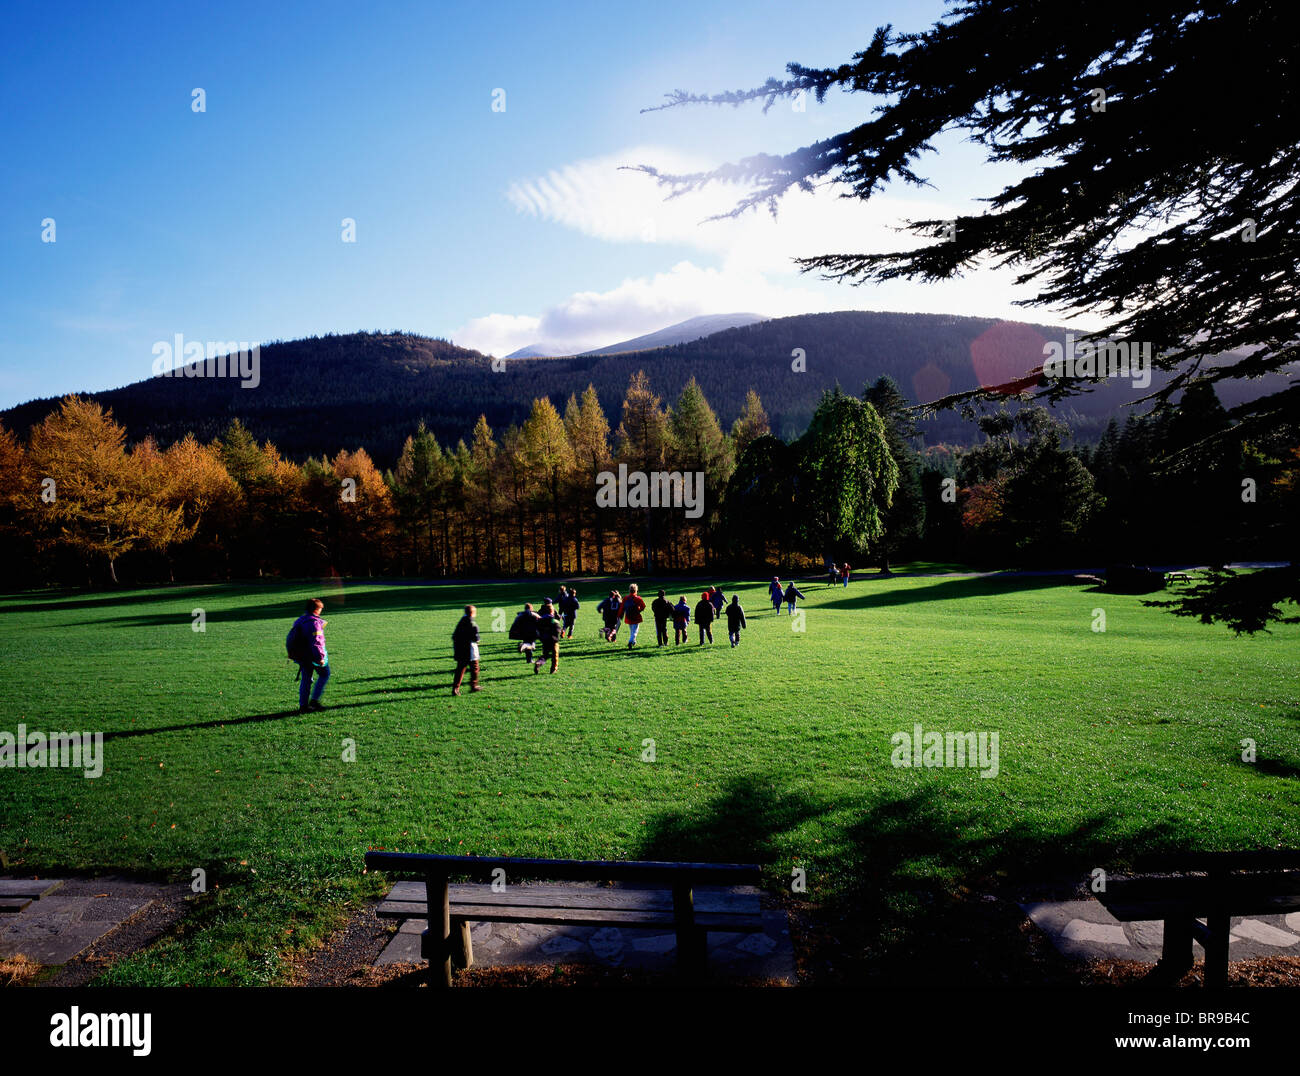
286, 598, 330, 713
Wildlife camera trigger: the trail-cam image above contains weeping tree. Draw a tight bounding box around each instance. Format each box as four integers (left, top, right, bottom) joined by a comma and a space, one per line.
794, 388, 899, 565
638, 0, 1299, 630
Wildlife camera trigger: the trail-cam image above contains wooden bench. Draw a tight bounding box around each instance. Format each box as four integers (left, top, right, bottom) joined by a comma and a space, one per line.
364, 852, 763, 985
1165, 571, 1191, 583
1095, 851, 1300, 987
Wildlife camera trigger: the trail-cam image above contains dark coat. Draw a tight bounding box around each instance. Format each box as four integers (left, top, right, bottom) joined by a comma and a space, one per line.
725, 603, 747, 631
694, 599, 715, 626
597, 596, 621, 627
651, 596, 674, 623
452, 615, 479, 663
536, 614, 562, 648
509, 610, 540, 642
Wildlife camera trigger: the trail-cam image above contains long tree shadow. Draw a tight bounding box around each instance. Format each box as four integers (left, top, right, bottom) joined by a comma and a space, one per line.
0, 583, 239, 616
817, 573, 1091, 612
636, 773, 1191, 987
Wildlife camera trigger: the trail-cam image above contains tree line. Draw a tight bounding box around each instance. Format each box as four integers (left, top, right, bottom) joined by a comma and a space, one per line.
1, 369, 1293, 587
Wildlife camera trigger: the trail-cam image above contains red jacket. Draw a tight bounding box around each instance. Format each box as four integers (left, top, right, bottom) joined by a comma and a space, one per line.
622, 594, 646, 624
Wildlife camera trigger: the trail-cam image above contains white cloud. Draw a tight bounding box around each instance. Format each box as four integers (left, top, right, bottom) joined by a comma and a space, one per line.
454, 260, 834, 356
504, 146, 974, 274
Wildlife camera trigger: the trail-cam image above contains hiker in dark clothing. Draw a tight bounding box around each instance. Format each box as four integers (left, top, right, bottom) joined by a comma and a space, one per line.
650, 589, 674, 647
534, 602, 562, 674
451, 605, 481, 696
672, 596, 691, 645
694, 592, 715, 644
768, 576, 784, 614
709, 586, 726, 616
783, 581, 806, 615
725, 595, 747, 648
597, 590, 622, 641
508, 603, 541, 662
286, 598, 330, 713
556, 587, 579, 638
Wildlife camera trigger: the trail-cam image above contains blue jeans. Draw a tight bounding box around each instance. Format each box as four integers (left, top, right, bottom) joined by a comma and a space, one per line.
299, 663, 330, 709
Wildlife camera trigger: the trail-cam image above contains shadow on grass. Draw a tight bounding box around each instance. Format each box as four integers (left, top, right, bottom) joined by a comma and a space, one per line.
816, 573, 1089, 613
0, 583, 238, 616
56, 582, 551, 629
635, 773, 1186, 987
99, 701, 377, 741
1238, 756, 1300, 780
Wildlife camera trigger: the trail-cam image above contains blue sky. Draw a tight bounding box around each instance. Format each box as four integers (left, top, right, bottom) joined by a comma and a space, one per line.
0, 0, 1063, 408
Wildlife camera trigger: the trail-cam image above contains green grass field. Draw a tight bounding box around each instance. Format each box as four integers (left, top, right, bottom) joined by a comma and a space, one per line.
2, 571, 1298, 985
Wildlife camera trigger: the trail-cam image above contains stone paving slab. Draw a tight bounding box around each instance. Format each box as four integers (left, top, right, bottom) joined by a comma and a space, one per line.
378, 908, 795, 982
0, 879, 65, 900
1022, 900, 1300, 963
0, 876, 160, 965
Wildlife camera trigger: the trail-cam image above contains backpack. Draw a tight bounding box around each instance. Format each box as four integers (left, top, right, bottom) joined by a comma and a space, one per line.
286, 618, 310, 662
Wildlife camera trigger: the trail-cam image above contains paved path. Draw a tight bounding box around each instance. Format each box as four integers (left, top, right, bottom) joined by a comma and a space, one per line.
377, 908, 795, 982
0, 876, 166, 965
1022, 900, 1300, 963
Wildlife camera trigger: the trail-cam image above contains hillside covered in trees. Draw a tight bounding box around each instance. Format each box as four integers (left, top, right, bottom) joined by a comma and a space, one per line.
4, 311, 1284, 467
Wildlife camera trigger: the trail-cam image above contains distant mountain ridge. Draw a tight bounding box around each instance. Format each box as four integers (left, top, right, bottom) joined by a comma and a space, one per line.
2, 312, 1286, 469
505, 312, 769, 359
579, 313, 769, 355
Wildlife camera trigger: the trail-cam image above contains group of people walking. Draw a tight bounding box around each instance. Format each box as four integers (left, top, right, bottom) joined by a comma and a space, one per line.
768, 577, 807, 614
593, 583, 758, 649
285, 571, 827, 706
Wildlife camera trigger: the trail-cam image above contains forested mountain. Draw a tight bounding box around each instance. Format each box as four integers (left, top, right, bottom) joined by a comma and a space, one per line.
2, 312, 1286, 467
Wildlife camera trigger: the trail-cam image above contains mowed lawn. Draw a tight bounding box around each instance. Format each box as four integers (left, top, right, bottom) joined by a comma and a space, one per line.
1, 572, 1297, 985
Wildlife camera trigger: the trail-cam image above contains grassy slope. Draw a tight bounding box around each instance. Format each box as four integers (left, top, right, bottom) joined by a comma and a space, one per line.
1, 572, 1297, 984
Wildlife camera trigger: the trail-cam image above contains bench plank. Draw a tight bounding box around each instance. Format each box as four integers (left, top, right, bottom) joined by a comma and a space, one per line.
365, 851, 760, 886
379, 881, 760, 917
1100, 875, 1300, 921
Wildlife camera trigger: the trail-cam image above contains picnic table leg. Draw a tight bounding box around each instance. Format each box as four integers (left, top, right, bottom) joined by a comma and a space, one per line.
452, 918, 474, 969
1156, 915, 1194, 982
423, 872, 452, 987
1204, 911, 1230, 988
672, 883, 706, 973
